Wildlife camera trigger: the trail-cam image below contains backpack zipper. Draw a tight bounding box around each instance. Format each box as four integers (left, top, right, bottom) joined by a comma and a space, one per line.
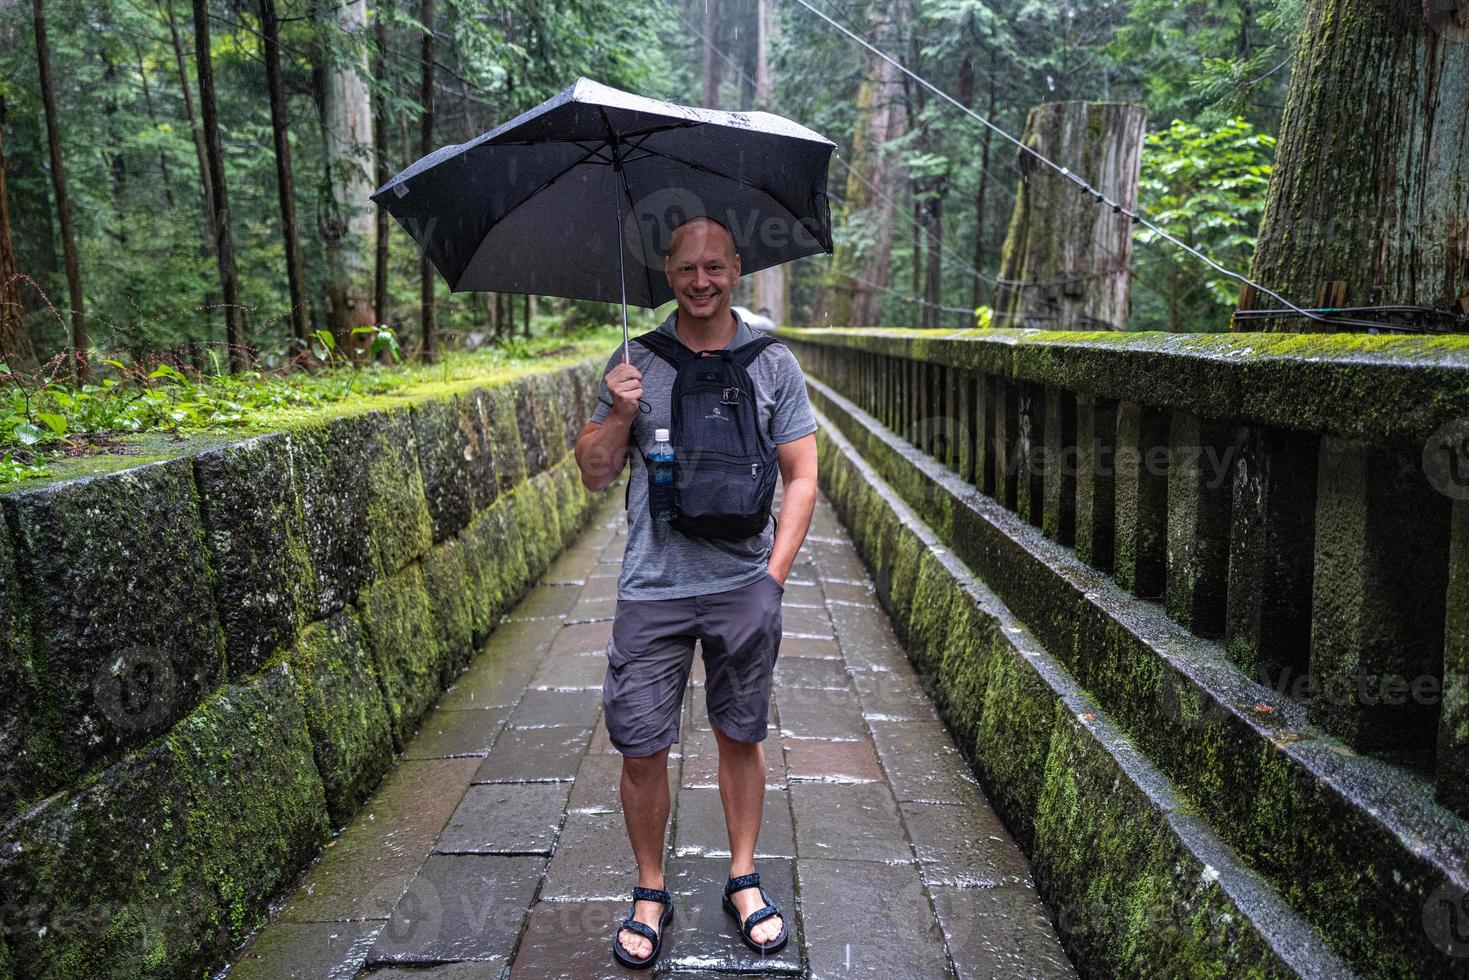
751, 463, 758, 479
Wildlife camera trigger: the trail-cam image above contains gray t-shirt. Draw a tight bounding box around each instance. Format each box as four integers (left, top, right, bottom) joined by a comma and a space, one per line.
591, 308, 817, 600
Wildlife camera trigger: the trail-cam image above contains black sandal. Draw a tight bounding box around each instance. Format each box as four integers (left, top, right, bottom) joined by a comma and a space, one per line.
722, 871, 789, 955
612, 884, 675, 970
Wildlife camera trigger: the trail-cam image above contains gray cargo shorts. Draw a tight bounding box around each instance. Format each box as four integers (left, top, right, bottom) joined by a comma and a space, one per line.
602, 572, 784, 757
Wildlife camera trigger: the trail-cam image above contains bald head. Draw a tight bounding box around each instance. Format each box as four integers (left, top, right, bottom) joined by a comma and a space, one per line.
667, 216, 737, 266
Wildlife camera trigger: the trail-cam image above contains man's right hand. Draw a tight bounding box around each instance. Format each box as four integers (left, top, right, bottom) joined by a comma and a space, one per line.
606, 362, 643, 421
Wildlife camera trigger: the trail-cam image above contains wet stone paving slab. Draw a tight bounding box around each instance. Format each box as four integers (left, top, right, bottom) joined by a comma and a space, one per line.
222, 489, 1076, 979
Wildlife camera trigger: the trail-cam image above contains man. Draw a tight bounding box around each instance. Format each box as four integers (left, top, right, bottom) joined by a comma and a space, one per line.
573, 216, 818, 966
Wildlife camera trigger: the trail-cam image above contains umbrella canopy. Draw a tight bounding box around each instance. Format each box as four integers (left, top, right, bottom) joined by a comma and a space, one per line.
369, 77, 836, 310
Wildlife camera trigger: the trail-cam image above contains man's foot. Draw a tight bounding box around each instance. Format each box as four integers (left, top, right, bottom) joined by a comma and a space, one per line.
617, 885, 668, 960
725, 871, 785, 947
725, 869, 793, 952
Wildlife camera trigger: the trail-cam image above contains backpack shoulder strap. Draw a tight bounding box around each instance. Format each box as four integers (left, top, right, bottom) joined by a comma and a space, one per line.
729, 335, 783, 369
631, 330, 694, 368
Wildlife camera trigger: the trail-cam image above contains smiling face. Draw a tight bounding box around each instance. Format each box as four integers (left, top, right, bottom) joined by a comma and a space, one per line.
664, 217, 741, 321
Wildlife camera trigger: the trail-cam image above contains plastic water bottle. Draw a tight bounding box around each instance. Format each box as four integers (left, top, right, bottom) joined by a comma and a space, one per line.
649, 428, 676, 521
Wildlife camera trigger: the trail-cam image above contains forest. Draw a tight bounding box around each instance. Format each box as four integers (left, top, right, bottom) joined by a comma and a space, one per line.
0, 0, 1301, 358
1, 0, 1464, 483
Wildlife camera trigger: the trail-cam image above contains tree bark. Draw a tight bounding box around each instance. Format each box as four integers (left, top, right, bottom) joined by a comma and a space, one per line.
702, 0, 722, 108
165, 0, 218, 342
321, 0, 379, 356
373, 1, 391, 335
192, 0, 247, 370
417, 0, 437, 361
32, 0, 87, 377
1244, 0, 1469, 331
973, 48, 997, 311
750, 0, 787, 325
995, 101, 1146, 330
924, 188, 944, 327
832, 1, 906, 327
261, 0, 310, 347
0, 97, 38, 374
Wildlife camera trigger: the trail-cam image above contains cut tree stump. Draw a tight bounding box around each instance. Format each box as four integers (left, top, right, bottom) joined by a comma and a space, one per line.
995, 101, 1146, 331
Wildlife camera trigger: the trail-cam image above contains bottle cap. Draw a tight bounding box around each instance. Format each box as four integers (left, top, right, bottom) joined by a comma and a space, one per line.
654, 428, 670, 442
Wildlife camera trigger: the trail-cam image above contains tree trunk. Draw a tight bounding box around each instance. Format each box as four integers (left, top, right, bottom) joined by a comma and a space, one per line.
321, 0, 379, 356
0, 97, 38, 374
750, 0, 786, 326
973, 49, 997, 311
373, 1, 391, 341
165, 0, 217, 344
417, 0, 437, 361
192, 0, 247, 370
702, 0, 722, 108
832, 2, 905, 327
33, 0, 86, 377
262, 0, 310, 347
133, 43, 176, 210
924, 189, 944, 328
1244, 0, 1469, 331
995, 101, 1146, 330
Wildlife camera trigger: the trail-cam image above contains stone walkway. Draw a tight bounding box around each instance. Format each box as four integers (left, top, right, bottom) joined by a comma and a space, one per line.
223, 489, 1075, 979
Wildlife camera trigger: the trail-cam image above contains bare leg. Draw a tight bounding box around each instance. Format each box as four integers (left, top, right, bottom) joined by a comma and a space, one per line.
617, 744, 671, 959
713, 723, 784, 944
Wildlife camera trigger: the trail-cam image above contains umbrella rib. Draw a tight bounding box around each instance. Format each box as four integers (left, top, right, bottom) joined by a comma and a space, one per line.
599, 105, 660, 308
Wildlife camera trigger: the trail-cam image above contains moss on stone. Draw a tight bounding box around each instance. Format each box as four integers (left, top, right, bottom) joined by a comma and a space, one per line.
0, 358, 613, 980
484, 384, 528, 494
164, 662, 330, 949
3, 457, 226, 815
356, 562, 448, 749
778, 326, 1469, 445
283, 612, 395, 826
410, 395, 479, 543
194, 432, 318, 677
0, 663, 327, 979
421, 536, 476, 687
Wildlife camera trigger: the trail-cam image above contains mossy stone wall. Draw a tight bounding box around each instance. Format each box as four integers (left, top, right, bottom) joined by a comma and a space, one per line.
809, 374, 1469, 977
814, 414, 1353, 977
0, 360, 604, 979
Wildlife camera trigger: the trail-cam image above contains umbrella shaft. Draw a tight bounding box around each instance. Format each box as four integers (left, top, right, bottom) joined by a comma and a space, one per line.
614, 164, 630, 365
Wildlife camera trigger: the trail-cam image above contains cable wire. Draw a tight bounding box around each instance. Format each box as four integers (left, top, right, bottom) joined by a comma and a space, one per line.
790, 0, 1449, 334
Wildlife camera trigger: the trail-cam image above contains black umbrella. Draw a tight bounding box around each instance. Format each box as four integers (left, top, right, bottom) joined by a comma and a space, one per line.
370, 77, 836, 360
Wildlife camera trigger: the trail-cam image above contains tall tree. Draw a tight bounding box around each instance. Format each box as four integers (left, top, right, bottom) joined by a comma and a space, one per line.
320, 0, 379, 355
750, 0, 787, 325
192, 0, 246, 370
32, 0, 86, 377
165, 0, 218, 342
416, 0, 436, 361
0, 96, 38, 374
372, 0, 391, 331
1245, 0, 1469, 331
702, 0, 722, 108
261, 0, 309, 347
831, 1, 907, 326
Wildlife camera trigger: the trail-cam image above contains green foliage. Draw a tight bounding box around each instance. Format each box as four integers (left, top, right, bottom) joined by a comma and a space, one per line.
1133, 117, 1275, 330
0, 324, 619, 488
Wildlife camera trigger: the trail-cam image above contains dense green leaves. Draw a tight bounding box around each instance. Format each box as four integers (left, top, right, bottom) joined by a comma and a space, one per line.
1134, 117, 1275, 329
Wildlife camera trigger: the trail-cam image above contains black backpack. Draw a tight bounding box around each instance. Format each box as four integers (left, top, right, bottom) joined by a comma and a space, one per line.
630, 328, 782, 540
